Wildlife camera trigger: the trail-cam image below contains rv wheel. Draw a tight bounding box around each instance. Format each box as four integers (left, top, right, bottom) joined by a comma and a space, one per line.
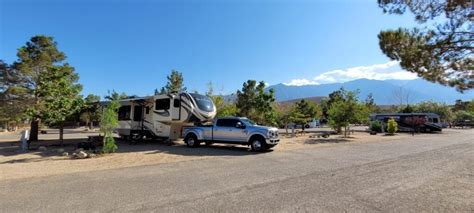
185, 134, 199, 147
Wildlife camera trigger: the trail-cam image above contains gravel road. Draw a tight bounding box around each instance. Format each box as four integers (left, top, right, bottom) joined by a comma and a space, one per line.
1, 129, 473, 212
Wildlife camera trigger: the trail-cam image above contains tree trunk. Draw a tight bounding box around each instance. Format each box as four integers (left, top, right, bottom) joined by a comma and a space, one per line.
344, 126, 347, 138
29, 119, 39, 141
89, 120, 93, 130
59, 123, 64, 146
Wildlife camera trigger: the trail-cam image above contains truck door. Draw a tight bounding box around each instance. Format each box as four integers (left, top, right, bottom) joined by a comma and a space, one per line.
232, 120, 248, 142
214, 119, 234, 141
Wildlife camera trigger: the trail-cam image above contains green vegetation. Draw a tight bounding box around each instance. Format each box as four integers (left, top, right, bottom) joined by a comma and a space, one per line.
370, 120, 382, 132
0, 60, 29, 130
105, 90, 128, 101
414, 101, 454, 123
387, 118, 398, 135
80, 94, 101, 130
157, 70, 186, 94
327, 88, 369, 137
378, 0, 473, 91
288, 99, 321, 131
35, 66, 83, 144
236, 80, 277, 126
205, 81, 238, 117
100, 98, 120, 153
5, 35, 83, 141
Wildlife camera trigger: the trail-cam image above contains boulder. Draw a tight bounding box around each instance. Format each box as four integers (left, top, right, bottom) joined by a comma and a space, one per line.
56, 148, 65, 153
38, 146, 47, 151
88, 153, 97, 158
76, 151, 88, 159
62, 152, 69, 157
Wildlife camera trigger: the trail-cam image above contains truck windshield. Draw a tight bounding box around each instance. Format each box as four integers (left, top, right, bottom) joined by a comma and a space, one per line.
190, 93, 215, 112
241, 118, 257, 126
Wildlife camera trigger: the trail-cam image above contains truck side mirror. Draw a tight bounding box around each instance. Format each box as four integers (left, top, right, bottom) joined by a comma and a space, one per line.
235, 122, 245, 129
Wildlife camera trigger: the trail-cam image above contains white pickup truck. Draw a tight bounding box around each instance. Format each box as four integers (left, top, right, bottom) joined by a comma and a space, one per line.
182, 117, 280, 151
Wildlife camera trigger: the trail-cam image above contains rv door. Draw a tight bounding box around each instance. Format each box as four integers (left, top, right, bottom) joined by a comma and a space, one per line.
172, 98, 181, 120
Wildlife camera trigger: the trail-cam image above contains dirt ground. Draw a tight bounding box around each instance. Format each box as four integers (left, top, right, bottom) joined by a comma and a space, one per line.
0, 128, 444, 181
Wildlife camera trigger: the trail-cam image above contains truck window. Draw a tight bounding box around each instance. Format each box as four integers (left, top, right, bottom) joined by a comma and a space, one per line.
155, 98, 170, 110
216, 119, 239, 127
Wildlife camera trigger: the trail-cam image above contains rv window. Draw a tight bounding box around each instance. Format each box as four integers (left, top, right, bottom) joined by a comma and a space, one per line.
174, 99, 180, 108
433, 118, 439, 123
118, 106, 131, 121
155, 98, 170, 110
133, 105, 143, 121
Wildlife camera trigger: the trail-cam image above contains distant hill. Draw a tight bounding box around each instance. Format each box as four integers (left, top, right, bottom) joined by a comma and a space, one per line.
278, 96, 325, 104
265, 79, 473, 105
275, 96, 325, 110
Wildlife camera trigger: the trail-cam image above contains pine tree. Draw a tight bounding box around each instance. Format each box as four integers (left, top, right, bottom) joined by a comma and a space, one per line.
162, 70, 185, 93
13, 35, 69, 141
236, 80, 277, 125
378, 0, 473, 91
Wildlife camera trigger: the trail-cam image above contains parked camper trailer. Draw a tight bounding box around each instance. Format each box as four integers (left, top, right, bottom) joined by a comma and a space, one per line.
115, 92, 216, 140
369, 113, 443, 132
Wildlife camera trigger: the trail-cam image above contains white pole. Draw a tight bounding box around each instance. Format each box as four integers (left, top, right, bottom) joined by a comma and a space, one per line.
20, 129, 29, 151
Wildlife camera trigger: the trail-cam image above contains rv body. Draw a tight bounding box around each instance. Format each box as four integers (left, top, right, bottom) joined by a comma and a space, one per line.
369, 113, 443, 132
115, 92, 216, 140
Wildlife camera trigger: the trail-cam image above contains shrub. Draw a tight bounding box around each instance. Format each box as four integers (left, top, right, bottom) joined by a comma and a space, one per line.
100, 98, 120, 153
387, 118, 398, 135
370, 120, 382, 132
103, 136, 118, 153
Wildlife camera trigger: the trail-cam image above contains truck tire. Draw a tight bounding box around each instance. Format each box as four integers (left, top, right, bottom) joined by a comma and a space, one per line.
250, 136, 267, 152
185, 134, 199, 148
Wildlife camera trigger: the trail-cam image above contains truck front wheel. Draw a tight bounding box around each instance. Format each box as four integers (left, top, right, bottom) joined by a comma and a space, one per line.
185, 134, 200, 147
250, 136, 267, 152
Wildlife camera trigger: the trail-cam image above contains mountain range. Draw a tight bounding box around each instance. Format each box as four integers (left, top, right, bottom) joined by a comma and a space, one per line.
263, 79, 473, 105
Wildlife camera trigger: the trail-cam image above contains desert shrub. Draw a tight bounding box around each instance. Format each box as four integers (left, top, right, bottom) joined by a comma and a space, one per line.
100, 98, 120, 153
387, 118, 398, 135
103, 136, 118, 153
370, 120, 382, 132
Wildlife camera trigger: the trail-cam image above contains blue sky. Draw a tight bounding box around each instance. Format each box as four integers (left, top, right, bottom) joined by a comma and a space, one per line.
0, 0, 416, 97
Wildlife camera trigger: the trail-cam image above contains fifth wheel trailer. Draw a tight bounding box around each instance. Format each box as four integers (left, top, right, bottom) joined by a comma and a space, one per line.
114, 92, 216, 140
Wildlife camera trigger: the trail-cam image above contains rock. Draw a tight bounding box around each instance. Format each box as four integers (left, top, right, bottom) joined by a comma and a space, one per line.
74, 148, 84, 152
56, 148, 65, 153
62, 152, 69, 157
88, 153, 96, 158
38, 146, 47, 151
76, 151, 88, 159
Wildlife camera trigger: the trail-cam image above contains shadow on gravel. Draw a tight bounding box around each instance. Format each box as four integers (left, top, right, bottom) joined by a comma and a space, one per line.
0, 138, 87, 159
304, 138, 351, 144
0, 137, 268, 164
139, 142, 269, 157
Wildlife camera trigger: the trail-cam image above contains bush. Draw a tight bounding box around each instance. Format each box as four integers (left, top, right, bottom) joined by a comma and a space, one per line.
387, 118, 398, 135
100, 98, 120, 153
370, 120, 382, 132
102, 136, 118, 153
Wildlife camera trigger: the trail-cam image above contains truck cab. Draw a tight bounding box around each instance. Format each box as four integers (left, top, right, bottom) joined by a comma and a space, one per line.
182, 117, 280, 151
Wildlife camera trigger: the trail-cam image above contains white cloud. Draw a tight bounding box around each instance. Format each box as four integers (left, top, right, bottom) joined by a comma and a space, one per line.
283, 61, 418, 86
